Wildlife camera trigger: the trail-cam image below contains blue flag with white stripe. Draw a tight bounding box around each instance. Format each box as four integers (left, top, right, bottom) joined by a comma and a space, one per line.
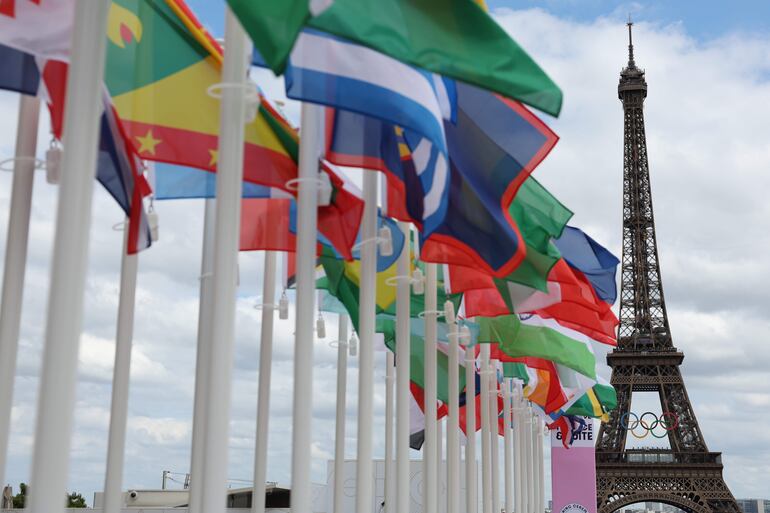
252, 29, 453, 238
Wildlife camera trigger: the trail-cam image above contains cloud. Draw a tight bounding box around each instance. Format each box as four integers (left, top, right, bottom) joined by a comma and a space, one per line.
1, 5, 769, 505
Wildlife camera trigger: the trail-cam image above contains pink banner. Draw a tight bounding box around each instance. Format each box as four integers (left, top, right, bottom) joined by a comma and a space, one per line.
551, 417, 597, 513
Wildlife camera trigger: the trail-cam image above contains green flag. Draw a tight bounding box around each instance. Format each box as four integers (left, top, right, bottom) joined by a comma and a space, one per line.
227, 0, 563, 116
477, 314, 596, 379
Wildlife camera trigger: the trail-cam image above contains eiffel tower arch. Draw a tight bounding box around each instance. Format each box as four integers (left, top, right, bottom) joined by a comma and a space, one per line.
595, 23, 741, 513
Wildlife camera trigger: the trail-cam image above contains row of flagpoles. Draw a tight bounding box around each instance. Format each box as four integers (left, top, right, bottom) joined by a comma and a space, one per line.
0, 2, 615, 513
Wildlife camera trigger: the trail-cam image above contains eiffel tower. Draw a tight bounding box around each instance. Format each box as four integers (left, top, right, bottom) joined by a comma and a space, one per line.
595, 22, 741, 513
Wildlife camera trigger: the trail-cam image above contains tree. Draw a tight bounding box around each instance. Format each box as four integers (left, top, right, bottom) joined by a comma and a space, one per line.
66, 491, 87, 508
11, 482, 27, 509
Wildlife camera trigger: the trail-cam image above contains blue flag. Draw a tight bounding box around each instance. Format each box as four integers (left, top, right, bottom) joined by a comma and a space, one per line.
554, 226, 619, 304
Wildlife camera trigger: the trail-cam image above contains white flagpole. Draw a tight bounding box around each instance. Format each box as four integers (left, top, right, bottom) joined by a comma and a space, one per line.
446, 314, 460, 513
354, 170, 378, 513
536, 420, 545, 513
395, 222, 411, 513
503, 378, 514, 513
513, 381, 524, 513
489, 359, 501, 513
522, 406, 533, 513
0, 94, 40, 489
189, 198, 216, 513
423, 264, 438, 513
531, 411, 539, 513
102, 222, 139, 513
333, 315, 349, 513
384, 351, 395, 513
199, 9, 250, 513
27, 4, 111, 513
291, 115, 323, 510
252, 251, 277, 513
464, 345, 477, 513
437, 415, 444, 510
479, 344, 492, 513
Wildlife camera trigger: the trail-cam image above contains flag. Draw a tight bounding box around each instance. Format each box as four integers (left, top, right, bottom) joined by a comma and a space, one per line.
13, 54, 153, 253
554, 226, 620, 304
0, 0, 73, 61
156, 160, 364, 260
409, 381, 449, 450
325, 110, 448, 237
418, 82, 558, 277
317, 251, 459, 332
226, 0, 563, 116
447, 176, 571, 298
532, 260, 618, 345
238, 194, 398, 270
477, 313, 597, 379
565, 378, 617, 420
0, 43, 39, 95
153, 163, 274, 200
104, 0, 298, 194
382, 332, 466, 405
286, 29, 455, 157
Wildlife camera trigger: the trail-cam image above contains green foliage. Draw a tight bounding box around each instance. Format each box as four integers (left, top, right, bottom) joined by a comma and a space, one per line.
11, 482, 27, 508
66, 491, 87, 508
9, 484, 87, 508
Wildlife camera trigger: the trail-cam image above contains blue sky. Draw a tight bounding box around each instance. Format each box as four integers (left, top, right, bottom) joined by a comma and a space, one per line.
189, 1, 770, 42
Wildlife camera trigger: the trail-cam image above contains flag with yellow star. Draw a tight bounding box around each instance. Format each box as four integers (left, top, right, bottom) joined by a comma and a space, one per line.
104, 0, 297, 189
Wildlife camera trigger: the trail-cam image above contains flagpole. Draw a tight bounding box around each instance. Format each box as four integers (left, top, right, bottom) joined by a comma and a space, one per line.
384, 350, 395, 513
479, 344, 492, 513
513, 381, 524, 513
291, 112, 323, 510
503, 378, 513, 513
437, 416, 444, 509
532, 416, 543, 513
522, 406, 532, 513
333, 315, 349, 513
537, 420, 545, 513
102, 222, 139, 513
252, 251, 277, 513
423, 263, 438, 513
489, 358, 500, 513
0, 94, 40, 490
446, 314, 460, 513
395, 222, 411, 513
199, 9, 250, 513
189, 198, 216, 513
464, 345, 477, 513
27, 4, 111, 513
354, 170, 378, 513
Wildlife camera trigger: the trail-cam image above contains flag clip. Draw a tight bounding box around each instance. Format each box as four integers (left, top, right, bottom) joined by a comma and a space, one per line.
278, 292, 290, 320
348, 333, 359, 357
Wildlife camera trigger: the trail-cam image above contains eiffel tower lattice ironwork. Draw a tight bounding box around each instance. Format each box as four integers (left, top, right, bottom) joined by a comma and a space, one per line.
595, 22, 741, 513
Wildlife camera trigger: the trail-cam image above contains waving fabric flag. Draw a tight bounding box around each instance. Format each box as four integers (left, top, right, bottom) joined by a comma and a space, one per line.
153, 163, 275, 200
478, 314, 597, 379
0, 41, 153, 253
226, 0, 563, 116
0, 0, 73, 61
0, 43, 39, 95
554, 226, 620, 304
286, 29, 455, 156
448, 176, 571, 301
325, 110, 439, 233
42, 60, 153, 253
419, 82, 559, 277
104, 0, 298, 193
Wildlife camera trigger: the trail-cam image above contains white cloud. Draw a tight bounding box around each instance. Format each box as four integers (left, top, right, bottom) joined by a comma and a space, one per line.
0, 5, 768, 504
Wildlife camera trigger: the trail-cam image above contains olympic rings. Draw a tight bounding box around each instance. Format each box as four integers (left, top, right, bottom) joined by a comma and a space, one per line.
620, 411, 679, 439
